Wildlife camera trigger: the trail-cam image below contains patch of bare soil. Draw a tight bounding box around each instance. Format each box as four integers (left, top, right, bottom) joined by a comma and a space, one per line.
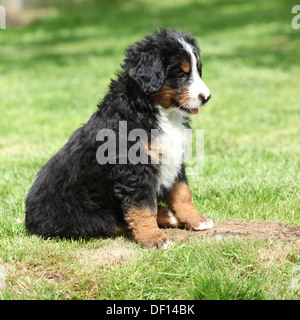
76, 239, 140, 269
163, 219, 300, 243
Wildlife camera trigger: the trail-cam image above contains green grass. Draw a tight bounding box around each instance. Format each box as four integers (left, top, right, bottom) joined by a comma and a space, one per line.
0, 236, 298, 299
0, 0, 299, 300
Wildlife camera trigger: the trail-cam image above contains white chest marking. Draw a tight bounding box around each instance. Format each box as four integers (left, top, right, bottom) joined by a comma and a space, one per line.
155, 106, 188, 194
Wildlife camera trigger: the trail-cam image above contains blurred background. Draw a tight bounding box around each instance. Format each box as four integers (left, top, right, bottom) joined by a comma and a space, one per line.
0, 0, 299, 225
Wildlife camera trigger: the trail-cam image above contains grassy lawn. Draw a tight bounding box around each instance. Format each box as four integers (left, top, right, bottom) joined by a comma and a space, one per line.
0, 0, 299, 299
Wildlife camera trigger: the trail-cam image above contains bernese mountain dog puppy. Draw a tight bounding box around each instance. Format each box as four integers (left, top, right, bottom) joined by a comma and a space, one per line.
25, 29, 213, 249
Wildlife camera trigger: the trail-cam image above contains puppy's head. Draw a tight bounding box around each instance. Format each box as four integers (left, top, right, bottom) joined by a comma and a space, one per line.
125, 29, 211, 115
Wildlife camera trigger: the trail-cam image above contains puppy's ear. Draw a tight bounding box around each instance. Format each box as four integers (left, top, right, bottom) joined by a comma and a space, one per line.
127, 52, 164, 94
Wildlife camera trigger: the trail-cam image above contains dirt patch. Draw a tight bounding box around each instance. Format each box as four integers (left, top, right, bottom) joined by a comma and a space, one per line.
76, 238, 140, 269
163, 219, 300, 243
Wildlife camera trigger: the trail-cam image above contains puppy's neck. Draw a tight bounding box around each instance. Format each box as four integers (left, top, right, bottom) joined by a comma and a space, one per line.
155, 105, 186, 125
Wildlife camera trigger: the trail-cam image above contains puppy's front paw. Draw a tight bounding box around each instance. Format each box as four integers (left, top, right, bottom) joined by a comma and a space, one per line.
142, 233, 173, 249
125, 204, 174, 249
193, 216, 214, 231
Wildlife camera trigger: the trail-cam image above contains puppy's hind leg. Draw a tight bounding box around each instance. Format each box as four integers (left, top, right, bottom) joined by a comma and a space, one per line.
157, 205, 181, 228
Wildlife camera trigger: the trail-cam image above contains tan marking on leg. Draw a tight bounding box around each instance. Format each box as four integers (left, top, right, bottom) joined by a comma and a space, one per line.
125, 204, 172, 249
165, 180, 213, 230
157, 206, 180, 228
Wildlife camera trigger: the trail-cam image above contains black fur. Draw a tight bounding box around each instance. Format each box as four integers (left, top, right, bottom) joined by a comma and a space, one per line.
25, 29, 202, 239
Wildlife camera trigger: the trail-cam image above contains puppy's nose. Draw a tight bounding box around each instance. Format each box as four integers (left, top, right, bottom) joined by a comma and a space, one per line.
199, 93, 211, 104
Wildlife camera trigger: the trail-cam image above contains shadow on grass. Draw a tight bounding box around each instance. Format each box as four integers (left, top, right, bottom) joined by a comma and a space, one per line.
1, 0, 298, 71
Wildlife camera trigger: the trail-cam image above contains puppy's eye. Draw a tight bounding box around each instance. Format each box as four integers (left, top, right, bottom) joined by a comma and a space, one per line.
179, 71, 188, 79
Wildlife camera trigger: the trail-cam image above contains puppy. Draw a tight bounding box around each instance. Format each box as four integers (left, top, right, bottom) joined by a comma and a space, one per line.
25, 29, 213, 248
